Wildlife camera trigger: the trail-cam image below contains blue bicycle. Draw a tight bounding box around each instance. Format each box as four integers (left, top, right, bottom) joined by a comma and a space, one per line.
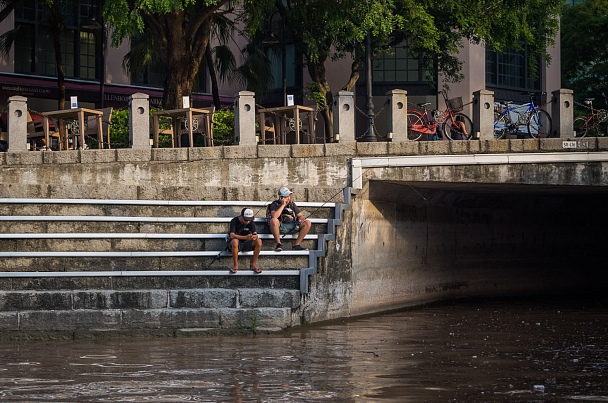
494, 92, 552, 139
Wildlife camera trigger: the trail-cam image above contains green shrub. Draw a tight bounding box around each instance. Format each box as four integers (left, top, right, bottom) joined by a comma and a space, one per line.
108, 109, 130, 148
107, 107, 235, 148
213, 109, 235, 146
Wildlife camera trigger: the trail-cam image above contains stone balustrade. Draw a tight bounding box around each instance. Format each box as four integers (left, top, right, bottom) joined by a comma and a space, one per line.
3, 89, 575, 152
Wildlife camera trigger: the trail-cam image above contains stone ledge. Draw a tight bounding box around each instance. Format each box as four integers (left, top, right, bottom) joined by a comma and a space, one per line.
219, 307, 292, 329
225, 145, 257, 159
356, 142, 389, 156
419, 140, 450, 155
325, 142, 356, 156
258, 144, 291, 158
388, 141, 419, 155
481, 139, 510, 153
291, 144, 325, 158
188, 146, 222, 161
117, 148, 151, 162
5, 151, 43, 165
43, 150, 80, 164
80, 149, 117, 164
152, 148, 188, 161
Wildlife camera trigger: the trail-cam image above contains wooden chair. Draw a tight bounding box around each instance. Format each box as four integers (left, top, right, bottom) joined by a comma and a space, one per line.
257, 116, 276, 144
179, 107, 215, 147
85, 107, 113, 149
150, 116, 174, 148
27, 111, 60, 150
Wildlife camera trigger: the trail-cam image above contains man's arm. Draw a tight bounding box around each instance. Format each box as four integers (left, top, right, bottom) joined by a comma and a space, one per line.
270, 199, 287, 220
293, 203, 306, 222
229, 219, 252, 240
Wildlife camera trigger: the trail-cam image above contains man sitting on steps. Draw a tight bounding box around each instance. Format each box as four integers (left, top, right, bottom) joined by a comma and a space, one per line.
267, 186, 312, 252
228, 208, 262, 274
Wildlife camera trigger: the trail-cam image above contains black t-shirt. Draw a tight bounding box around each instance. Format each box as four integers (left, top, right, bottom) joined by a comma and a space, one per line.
267, 200, 301, 223
229, 216, 256, 237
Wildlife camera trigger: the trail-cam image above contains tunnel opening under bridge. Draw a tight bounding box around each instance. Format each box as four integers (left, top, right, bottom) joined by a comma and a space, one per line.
349, 180, 608, 309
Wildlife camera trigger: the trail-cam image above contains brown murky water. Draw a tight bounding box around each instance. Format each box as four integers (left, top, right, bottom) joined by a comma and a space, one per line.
0, 295, 606, 402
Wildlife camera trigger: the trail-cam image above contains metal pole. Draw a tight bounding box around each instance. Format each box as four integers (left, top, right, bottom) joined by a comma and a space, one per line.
99, 1, 105, 108
282, 41, 287, 106
281, 20, 287, 106
361, 30, 377, 142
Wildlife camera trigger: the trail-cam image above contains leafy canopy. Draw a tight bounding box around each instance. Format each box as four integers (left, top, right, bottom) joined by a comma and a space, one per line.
561, 0, 608, 102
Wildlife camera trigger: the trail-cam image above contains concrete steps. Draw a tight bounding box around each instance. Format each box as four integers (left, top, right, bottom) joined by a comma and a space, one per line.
0, 197, 345, 336
0, 288, 300, 335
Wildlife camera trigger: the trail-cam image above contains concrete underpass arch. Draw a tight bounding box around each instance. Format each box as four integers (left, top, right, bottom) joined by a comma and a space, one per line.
343, 153, 608, 317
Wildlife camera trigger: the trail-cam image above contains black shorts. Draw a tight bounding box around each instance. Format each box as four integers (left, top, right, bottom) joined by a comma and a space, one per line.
228, 239, 254, 252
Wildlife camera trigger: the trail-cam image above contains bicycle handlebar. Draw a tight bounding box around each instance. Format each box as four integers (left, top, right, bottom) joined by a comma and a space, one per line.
520, 91, 546, 97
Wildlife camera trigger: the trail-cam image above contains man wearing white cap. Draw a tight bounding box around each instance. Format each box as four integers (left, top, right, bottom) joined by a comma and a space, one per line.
266, 186, 311, 252
228, 208, 262, 273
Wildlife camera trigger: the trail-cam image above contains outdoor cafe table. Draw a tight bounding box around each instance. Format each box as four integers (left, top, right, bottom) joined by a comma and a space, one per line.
257, 105, 316, 144
151, 107, 214, 148
41, 108, 103, 151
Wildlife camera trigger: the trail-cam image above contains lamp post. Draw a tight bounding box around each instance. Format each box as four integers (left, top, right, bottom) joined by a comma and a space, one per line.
360, 30, 377, 142
262, 11, 287, 106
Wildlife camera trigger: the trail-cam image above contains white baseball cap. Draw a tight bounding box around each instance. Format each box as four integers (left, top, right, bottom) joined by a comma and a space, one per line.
241, 208, 254, 221
278, 186, 293, 197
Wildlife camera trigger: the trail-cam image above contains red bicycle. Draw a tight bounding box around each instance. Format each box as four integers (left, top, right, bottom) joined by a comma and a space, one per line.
407, 89, 474, 141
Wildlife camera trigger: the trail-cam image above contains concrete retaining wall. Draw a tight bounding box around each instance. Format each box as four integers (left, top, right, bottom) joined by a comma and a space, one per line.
2, 140, 608, 326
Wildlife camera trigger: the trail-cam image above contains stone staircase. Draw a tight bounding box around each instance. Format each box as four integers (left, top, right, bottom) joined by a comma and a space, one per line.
0, 198, 345, 338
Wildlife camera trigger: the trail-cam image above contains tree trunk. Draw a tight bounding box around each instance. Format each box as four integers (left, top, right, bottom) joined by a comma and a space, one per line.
52, 35, 65, 110
306, 56, 363, 143
205, 43, 221, 109
146, 11, 212, 110
307, 59, 335, 142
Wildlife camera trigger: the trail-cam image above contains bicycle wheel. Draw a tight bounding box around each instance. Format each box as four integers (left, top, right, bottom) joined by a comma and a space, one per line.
494, 112, 509, 139
406, 111, 425, 141
443, 113, 474, 140
527, 109, 552, 138
573, 116, 596, 138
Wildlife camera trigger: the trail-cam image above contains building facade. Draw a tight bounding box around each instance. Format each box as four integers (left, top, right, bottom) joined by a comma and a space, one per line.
0, 0, 560, 140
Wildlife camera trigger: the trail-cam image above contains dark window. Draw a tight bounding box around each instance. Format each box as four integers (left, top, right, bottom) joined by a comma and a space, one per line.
374, 39, 428, 84
14, 0, 99, 80
267, 43, 297, 91
130, 63, 165, 88
486, 45, 541, 91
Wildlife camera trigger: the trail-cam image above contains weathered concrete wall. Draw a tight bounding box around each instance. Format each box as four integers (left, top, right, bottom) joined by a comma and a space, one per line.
2, 138, 607, 201
2, 139, 608, 325
344, 159, 608, 318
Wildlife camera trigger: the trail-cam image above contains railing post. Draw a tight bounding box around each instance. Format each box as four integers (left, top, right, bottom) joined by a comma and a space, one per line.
7, 96, 28, 152
473, 89, 494, 141
234, 91, 256, 146
552, 89, 574, 138
129, 92, 150, 149
386, 89, 407, 142
333, 90, 355, 142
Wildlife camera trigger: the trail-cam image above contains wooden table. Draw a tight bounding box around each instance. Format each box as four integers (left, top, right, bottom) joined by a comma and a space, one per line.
41, 108, 103, 151
257, 105, 316, 144
152, 107, 214, 148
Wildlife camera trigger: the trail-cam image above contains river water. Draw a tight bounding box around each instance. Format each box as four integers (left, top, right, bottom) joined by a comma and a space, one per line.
0, 295, 606, 402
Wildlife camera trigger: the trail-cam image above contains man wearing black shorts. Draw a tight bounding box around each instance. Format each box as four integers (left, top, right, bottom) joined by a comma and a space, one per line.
228, 208, 262, 274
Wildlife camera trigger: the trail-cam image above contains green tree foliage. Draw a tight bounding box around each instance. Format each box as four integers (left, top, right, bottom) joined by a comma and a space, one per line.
212, 109, 235, 146
104, 0, 233, 110
561, 0, 608, 103
108, 109, 130, 148
245, 0, 561, 141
